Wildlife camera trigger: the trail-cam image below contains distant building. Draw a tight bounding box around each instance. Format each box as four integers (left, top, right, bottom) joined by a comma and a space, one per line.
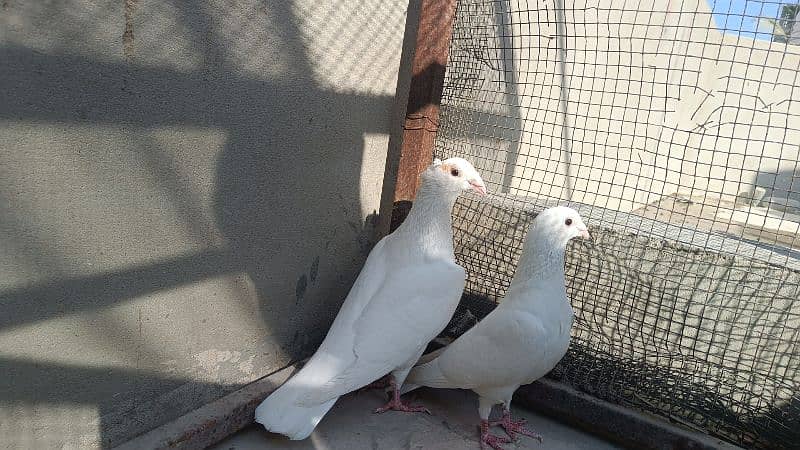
774, 3, 800, 44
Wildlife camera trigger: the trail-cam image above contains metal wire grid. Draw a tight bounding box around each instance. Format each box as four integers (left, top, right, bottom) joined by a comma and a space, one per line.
434, 1, 800, 448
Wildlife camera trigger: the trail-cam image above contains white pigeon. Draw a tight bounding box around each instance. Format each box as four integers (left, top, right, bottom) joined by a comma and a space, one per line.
254, 157, 487, 440
404, 206, 590, 449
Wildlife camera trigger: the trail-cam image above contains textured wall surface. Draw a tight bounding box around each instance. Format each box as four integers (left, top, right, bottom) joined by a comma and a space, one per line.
0, 0, 414, 447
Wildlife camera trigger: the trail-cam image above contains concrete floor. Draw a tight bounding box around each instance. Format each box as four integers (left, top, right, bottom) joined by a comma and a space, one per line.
209, 388, 622, 450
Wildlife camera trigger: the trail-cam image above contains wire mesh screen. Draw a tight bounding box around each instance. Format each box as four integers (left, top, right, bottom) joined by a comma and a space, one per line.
434, 0, 800, 448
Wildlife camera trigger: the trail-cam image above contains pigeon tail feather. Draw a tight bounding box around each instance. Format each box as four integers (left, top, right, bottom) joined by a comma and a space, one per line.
405, 359, 451, 390
254, 377, 338, 440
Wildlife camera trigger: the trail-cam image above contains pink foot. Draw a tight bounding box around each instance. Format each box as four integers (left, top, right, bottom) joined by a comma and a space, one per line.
374, 396, 431, 414
490, 410, 542, 442
479, 419, 512, 450
372, 378, 430, 414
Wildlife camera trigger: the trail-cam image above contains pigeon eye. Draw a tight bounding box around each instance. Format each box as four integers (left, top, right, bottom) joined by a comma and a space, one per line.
450, 168, 460, 177
565, 218, 573, 226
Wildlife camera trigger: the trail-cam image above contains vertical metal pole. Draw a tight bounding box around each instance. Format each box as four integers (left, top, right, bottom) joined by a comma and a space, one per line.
390, 0, 458, 230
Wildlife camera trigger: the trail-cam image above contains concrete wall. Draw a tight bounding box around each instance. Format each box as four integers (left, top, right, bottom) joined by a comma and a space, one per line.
0, 1, 414, 447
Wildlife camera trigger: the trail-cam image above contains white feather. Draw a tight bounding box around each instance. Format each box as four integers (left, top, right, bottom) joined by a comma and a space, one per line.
406, 206, 588, 421
254, 158, 484, 440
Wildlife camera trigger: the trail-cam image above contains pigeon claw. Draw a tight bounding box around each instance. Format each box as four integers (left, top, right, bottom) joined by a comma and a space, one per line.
374, 399, 430, 414
479, 420, 512, 450
373, 377, 430, 414
480, 433, 511, 450
491, 411, 542, 442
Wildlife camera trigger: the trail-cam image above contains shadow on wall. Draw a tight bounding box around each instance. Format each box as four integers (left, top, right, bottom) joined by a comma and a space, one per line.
754, 168, 800, 213
729, 168, 800, 253
0, 0, 417, 447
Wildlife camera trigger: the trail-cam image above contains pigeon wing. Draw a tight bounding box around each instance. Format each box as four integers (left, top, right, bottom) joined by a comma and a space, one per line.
298, 260, 465, 405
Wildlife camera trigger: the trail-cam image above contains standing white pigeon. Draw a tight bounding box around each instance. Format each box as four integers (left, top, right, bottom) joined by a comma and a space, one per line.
254, 157, 487, 440
404, 206, 590, 449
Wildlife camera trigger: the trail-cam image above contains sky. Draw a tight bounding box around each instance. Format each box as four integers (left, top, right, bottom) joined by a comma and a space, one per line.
708, 0, 784, 40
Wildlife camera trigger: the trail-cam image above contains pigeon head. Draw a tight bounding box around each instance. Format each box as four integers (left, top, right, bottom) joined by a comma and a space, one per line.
531, 206, 590, 249
422, 157, 487, 196
513, 206, 590, 279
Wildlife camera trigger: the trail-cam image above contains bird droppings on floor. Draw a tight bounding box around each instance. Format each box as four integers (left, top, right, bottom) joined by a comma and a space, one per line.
209, 387, 622, 450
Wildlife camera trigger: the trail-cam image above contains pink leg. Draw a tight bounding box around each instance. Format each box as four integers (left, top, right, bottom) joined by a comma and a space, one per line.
359, 375, 391, 392
479, 419, 511, 450
490, 408, 542, 442
373, 377, 430, 414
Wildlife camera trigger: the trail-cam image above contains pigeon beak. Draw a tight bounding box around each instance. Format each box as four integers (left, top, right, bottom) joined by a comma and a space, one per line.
578, 228, 591, 240
469, 180, 487, 196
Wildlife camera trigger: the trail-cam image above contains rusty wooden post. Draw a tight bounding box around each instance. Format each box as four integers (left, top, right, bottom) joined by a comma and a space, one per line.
390, 0, 458, 230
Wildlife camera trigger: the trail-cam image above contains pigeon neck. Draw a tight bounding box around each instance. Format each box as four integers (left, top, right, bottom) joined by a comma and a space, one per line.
396, 185, 458, 258
504, 244, 568, 313
513, 243, 566, 283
